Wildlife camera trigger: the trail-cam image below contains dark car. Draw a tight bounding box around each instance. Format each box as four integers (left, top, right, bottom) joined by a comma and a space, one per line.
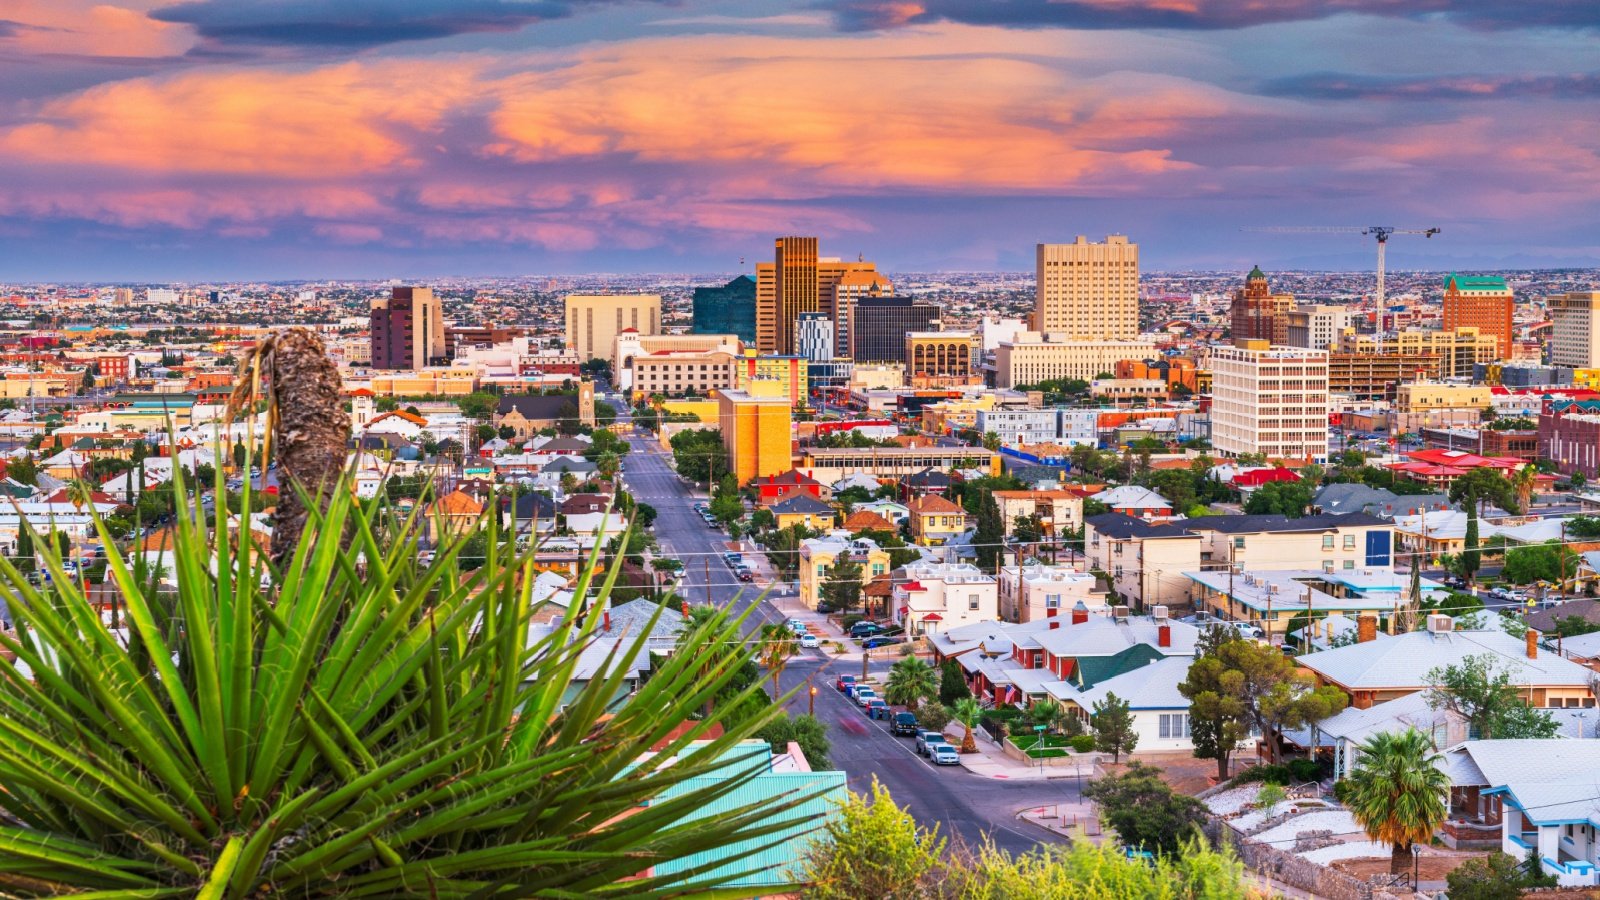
862, 637, 903, 649
892, 712, 918, 735
849, 621, 884, 638
736, 571, 753, 582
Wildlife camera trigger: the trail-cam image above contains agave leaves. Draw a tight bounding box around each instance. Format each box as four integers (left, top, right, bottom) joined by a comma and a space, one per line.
0, 466, 824, 897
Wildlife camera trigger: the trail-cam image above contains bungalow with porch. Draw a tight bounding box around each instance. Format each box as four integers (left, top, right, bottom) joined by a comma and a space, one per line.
1444, 740, 1600, 885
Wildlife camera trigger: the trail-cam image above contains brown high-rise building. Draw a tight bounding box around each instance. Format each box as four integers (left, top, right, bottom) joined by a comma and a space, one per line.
1441, 274, 1514, 359
756, 237, 889, 355
370, 286, 446, 370
1229, 266, 1293, 346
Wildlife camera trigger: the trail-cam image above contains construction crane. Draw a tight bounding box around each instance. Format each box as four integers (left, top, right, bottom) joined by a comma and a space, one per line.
1243, 226, 1441, 307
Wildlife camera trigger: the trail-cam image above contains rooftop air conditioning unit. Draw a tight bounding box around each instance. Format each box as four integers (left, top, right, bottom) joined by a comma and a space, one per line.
1426, 614, 1454, 634
1152, 605, 1169, 621
1113, 605, 1130, 621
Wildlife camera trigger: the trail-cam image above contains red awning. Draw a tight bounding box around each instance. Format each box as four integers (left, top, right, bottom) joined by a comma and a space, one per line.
922, 613, 943, 622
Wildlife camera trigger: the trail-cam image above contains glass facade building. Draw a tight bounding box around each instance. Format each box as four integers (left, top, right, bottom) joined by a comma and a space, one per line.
692, 275, 758, 343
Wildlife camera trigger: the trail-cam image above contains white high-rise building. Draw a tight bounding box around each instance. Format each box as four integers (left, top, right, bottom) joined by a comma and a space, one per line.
1211, 340, 1330, 464
795, 312, 835, 362
1033, 235, 1139, 339
1550, 291, 1600, 368
1284, 305, 1351, 351
145, 288, 179, 304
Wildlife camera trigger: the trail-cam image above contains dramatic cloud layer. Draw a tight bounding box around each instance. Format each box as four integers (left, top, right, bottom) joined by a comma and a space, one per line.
0, 0, 1597, 277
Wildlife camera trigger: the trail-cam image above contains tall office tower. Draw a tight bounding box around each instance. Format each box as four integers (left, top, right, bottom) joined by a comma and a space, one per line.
692, 275, 757, 343
851, 296, 943, 363
563, 293, 662, 364
1032, 235, 1139, 339
370, 286, 447, 370
821, 262, 892, 356
1285, 304, 1351, 351
1549, 291, 1600, 368
1441, 274, 1514, 359
1229, 266, 1294, 345
755, 236, 887, 354
795, 312, 836, 361
753, 236, 819, 354
1211, 340, 1330, 464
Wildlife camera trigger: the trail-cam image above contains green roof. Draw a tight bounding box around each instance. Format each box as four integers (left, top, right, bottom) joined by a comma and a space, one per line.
1247, 265, 1266, 280
1444, 273, 1509, 293
1074, 644, 1165, 690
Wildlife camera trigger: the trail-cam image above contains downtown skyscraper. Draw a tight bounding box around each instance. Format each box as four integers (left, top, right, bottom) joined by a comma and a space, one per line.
755, 236, 890, 355
1032, 235, 1139, 339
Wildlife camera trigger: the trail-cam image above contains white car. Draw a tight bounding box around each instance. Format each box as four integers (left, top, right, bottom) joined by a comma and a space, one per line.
799, 634, 819, 649
1231, 622, 1265, 639
931, 744, 961, 766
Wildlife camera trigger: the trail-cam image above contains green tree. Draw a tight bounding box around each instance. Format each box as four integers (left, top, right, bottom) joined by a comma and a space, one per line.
820, 548, 865, 615
8, 454, 38, 486
757, 712, 831, 770
1081, 762, 1208, 856
13, 527, 34, 574
1346, 728, 1450, 875
669, 428, 727, 485
885, 656, 938, 711
1425, 654, 1558, 739
1091, 692, 1138, 763
1143, 469, 1197, 513
1450, 466, 1520, 515
456, 391, 500, 420
938, 659, 971, 706
800, 779, 945, 900
1242, 480, 1313, 517
1200, 637, 1347, 763
1178, 626, 1252, 780
709, 492, 744, 527
914, 702, 951, 732
84, 456, 134, 483
974, 489, 1005, 571
1445, 852, 1553, 900
1029, 698, 1071, 736
952, 697, 983, 753
1502, 541, 1578, 586
758, 623, 799, 701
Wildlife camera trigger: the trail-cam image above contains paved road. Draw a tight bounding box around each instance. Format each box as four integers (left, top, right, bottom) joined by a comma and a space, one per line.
621, 429, 1077, 855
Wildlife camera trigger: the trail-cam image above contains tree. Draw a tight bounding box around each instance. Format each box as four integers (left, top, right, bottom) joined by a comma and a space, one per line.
1461, 511, 1482, 584
594, 451, 620, 480
915, 701, 951, 732
938, 659, 971, 706
13, 526, 34, 574
709, 492, 744, 527
456, 391, 500, 420
8, 453, 38, 486
758, 713, 831, 770
1143, 469, 1197, 514
1426, 654, 1558, 740
1345, 728, 1450, 875
1502, 541, 1578, 586
1242, 480, 1313, 517
820, 548, 865, 615
1197, 637, 1346, 763
669, 428, 727, 485
1092, 692, 1138, 763
974, 489, 1004, 571
1178, 626, 1252, 780
885, 656, 938, 711
634, 502, 657, 529
84, 456, 134, 483
1446, 852, 1554, 900
1450, 466, 1520, 515
1081, 762, 1208, 856
757, 623, 799, 701
952, 697, 983, 753
800, 779, 945, 900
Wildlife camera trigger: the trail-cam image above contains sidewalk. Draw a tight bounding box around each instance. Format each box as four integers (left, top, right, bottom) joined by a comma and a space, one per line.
1019, 803, 1101, 840
954, 726, 1102, 782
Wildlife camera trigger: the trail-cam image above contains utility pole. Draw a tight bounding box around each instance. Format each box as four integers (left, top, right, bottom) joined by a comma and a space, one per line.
704, 557, 711, 608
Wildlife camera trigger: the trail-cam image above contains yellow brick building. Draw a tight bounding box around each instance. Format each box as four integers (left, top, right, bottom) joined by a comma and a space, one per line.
717, 383, 793, 485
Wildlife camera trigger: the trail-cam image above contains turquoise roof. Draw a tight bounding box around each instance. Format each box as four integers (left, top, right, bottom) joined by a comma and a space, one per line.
1445, 273, 1509, 293
650, 741, 846, 888
1247, 265, 1266, 280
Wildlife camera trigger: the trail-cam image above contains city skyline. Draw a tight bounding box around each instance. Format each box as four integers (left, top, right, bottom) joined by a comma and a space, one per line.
2, 1, 1598, 280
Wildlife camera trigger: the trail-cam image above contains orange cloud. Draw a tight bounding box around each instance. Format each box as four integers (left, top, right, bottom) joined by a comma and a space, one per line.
2, 59, 482, 177
1, 1, 194, 58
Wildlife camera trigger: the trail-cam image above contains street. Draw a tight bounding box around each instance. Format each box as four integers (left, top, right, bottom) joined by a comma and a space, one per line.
621, 428, 1077, 855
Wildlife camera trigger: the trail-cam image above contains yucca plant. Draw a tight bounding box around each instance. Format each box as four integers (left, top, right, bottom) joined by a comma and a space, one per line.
0, 459, 824, 897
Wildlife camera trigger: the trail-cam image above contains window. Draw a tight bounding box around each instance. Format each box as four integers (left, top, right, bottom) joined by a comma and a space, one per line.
1233, 537, 1246, 549
1343, 560, 1355, 570
969, 595, 980, 610
1045, 594, 1061, 609
1159, 714, 1189, 739
1323, 561, 1334, 573
1322, 535, 1335, 550
1344, 534, 1356, 550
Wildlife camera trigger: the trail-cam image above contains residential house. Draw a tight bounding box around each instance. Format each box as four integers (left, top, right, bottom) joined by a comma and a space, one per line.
891, 562, 998, 636
1059, 656, 1198, 752
798, 536, 891, 610
991, 489, 1085, 541
1296, 690, 1466, 781
770, 493, 835, 532
1444, 740, 1600, 885
426, 489, 484, 540
899, 468, 953, 501
1312, 483, 1453, 518
842, 509, 897, 535
1299, 616, 1595, 711
1186, 568, 1449, 634
1089, 485, 1173, 520
561, 493, 625, 538
754, 470, 830, 506
907, 494, 967, 546
997, 563, 1105, 623
1083, 515, 1203, 610
853, 499, 909, 526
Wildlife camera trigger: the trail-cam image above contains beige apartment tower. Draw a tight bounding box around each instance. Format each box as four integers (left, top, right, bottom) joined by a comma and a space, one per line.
1033, 235, 1140, 339
1211, 340, 1330, 464
564, 294, 662, 364
1550, 291, 1600, 368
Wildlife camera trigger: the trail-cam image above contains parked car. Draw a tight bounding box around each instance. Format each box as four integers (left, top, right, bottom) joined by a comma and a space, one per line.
866, 699, 889, 720
850, 621, 884, 638
862, 636, 903, 650
854, 689, 878, 708
787, 618, 807, 634
914, 730, 944, 755
892, 712, 919, 735
930, 743, 960, 766
799, 633, 819, 649
1231, 622, 1265, 639
835, 674, 856, 692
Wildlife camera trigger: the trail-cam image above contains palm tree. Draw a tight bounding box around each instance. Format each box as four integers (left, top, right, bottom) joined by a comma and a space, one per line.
952, 697, 983, 753
759, 623, 799, 701
885, 656, 938, 711
1513, 463, 1538, 514
596, 451, 620, 480
0, 332, 819, 896
1345, 728, 1450, 875
1030, 698, 1069, 735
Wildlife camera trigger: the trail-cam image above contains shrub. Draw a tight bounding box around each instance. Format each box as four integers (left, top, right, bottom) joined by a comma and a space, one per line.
1288, 758, 1323, 783
1331, 779, 1356, 805
1069, 734, 1096, 753
842, 614, 865, 630
1233, 763, 1292, 786
1254, 784, 1288, 810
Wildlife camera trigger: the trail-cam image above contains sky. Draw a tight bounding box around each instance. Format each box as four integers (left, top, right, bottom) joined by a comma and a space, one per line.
2, 0, 1598, 281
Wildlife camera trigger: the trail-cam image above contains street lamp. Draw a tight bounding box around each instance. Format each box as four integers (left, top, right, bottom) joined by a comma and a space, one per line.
809, 683, 817, 717
1411, 843, 1422, 888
